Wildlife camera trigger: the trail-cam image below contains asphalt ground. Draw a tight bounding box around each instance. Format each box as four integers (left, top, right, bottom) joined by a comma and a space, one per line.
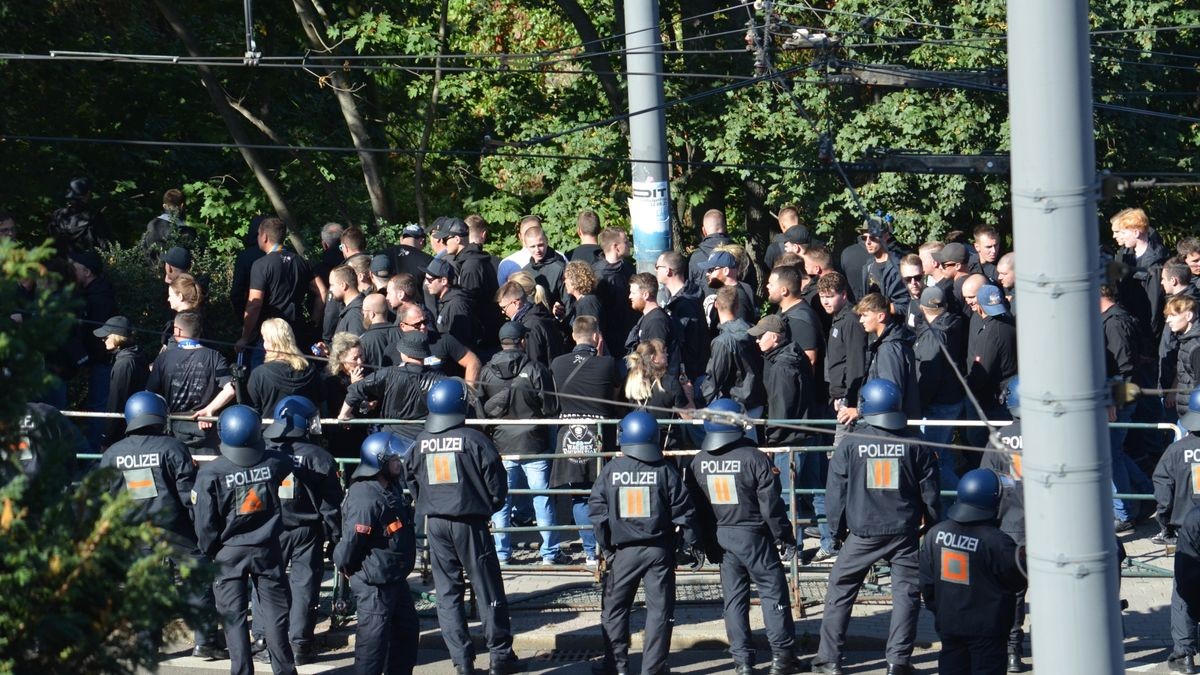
145, 515, 1187, 674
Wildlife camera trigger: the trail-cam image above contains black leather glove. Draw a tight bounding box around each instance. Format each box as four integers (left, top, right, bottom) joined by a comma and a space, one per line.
325, 538, 338, 562
778, 542, 798, 563
688, 546, 705, 571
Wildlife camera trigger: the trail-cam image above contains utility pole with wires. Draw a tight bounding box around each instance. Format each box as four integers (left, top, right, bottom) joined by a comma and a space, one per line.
1008, 0, 1124, 671
623, 0, 671, 273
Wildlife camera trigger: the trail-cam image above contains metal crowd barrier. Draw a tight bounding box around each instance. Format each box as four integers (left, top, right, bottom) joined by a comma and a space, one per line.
67, 411, 1182, 596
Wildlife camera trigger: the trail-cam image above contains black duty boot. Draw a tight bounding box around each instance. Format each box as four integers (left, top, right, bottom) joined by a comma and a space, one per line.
1007, 646, 1025, 673
735, 664, 754, 675
768, 650, 802, 675
810, 662, 842, 675
191, 644, 229, 660
489, 658, 523, 675
885, 664, 915, 675
1169, 654, 1199, 674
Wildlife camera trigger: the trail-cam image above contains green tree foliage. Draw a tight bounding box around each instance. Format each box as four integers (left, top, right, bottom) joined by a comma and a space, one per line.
0, 0, 1196, 258
0, 239, 212, 672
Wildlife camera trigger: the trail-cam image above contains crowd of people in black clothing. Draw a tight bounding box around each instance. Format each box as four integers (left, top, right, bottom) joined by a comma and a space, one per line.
9, 181, 1200, 549
14, 178, 1200, 673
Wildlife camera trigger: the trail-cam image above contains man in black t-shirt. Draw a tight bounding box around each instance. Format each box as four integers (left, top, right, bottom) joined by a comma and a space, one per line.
397, 303, 482, 385
147, 312, 237, 450
237, 217, 327, 365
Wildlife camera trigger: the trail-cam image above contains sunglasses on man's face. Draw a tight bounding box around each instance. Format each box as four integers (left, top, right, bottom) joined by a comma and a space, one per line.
902, 275, 922, 283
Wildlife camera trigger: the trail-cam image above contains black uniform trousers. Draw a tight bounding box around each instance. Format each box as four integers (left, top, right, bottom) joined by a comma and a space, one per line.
715, 527, 795, 666
1009, 590, 1026, 652
212, 545, 297, 675
940, 635, 1007, 675
1172, 587, 1200, 657
426, 516, 516, 668
253, 524, 324, 648
350, 576, 419, 674
601, 544, 675, 675
816, 533, 920, 667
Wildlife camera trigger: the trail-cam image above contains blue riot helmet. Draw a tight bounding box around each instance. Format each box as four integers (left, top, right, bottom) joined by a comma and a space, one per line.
426, 378, 468, 433
218, 404, 265, 467
1182, 386, 1200, 433
860, 378, 906, 431
124, 391, 168, 433
356, 431, 408, 479
264, 395, 319, 441
702, 398, 747, 452
948, 468, 1002, 523
619, 410, 662, 462
1006, 376, 1021, 419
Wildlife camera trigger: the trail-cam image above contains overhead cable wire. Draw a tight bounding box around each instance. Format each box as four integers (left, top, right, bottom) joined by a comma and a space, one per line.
3, 52, 753, 81
0, 133, 846, 175
770, 2, 1200, 69
842, 59, 1200, 125
749, 4, 872, 221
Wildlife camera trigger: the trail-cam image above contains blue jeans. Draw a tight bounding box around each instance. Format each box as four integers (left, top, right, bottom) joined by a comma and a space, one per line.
785, 446, 834, 553
567, 483, 598, 560
1110, 402, 1151, 522
492, 459, 558, 561
86, 363, 112, 451
921, 400, 965, 501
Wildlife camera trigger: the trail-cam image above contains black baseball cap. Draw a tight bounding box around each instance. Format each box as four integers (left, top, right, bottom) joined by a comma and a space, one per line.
499, 321, 528, 343
93, 315, 132, 338
434, 217, 468, 240
161, 246, 192, 271
782, 225, 810, 245
370, 254, 395, 279
421, 257, 456, 281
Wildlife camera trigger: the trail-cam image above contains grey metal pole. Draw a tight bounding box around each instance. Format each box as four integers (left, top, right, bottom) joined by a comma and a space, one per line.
623, 0, 671, 272
1007, 0, 1124, 671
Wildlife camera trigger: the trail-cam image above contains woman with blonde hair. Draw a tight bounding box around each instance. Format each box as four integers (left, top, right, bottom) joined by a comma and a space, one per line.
246, 317, 321, 416
321, 332, 369, 456
624, 338, 693, 450
508, 269, 552, 311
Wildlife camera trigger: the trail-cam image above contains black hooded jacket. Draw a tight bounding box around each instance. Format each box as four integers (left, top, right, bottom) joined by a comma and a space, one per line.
479, 349, 559, 453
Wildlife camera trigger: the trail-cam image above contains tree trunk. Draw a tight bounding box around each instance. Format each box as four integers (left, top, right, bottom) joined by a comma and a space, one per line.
413, 0, 450, 229
292, 0, 396, 225
556, 0, 626, 131
152, 0, 307, 253
226, 97, 354, 228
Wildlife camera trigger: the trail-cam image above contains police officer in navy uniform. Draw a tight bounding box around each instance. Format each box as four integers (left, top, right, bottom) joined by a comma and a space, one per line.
253, 395, 344, 664
980, 377, 1028, 672
99, 391, 225, 659
688, 398, 801, 675
1156, 387, 1200, 674
1175, 483, 1200, 674
334, 431, 419, 675
588, 410, 701, 675
406, 379, 520, 675
920, 469, 1027, 675
813, 378, 940, 675
192, 404, 297, 675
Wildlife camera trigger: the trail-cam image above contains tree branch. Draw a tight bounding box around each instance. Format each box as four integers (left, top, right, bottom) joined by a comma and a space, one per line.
152, 0, 307, 253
